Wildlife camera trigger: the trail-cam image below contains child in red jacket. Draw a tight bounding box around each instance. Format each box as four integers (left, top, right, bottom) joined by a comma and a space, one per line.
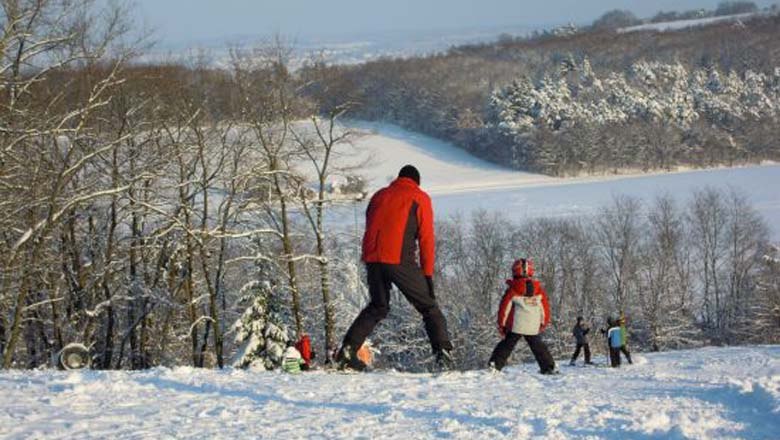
295, 334, 314, 371
488, 258, 557, 374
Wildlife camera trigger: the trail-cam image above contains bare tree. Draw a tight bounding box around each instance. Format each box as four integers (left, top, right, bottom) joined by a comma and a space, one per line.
1, 0, 138, 368
690, 188, 728, 337
291, 109, 362, 362
229, 40, 308, 337
595, 195, 644, 312
639, 194, 700, 351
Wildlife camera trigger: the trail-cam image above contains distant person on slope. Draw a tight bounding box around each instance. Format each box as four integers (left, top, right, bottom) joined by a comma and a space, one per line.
295, 333, 314, 371
569, 316, 593, 366
282, 341, 305, 374
605, 318, 622, 368
488, 258, 557, 374
618, 312, 632, 364
336, 165, 454, 372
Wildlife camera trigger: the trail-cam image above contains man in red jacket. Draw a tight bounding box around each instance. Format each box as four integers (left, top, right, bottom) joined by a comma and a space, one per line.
488, 258, 557, 374
337, 165, 453, 371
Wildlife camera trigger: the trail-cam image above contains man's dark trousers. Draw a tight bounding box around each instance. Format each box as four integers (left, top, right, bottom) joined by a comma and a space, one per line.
342, 263, 452, 352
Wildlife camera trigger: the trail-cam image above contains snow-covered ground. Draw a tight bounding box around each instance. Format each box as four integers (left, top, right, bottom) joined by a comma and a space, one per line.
1, 346, 778, 439
334, 122, 780, 239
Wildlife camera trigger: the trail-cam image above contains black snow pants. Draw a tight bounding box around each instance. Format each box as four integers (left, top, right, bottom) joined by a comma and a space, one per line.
489, 332, 556, 373
571, 343, 591, 364
342, 263, 452, 352
609, 347, 621, 367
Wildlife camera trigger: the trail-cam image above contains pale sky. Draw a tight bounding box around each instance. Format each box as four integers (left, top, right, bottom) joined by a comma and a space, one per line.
132, 0, 778, 45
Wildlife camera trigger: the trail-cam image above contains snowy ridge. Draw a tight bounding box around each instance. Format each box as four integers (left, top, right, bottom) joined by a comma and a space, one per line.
618, 13, 757, 33
1, 346, 778, 438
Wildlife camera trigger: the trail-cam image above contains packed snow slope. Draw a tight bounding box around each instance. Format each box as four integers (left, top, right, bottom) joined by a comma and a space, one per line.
340, 122, 780, 238
343, 121, 555, 195
1, 346, 778, 439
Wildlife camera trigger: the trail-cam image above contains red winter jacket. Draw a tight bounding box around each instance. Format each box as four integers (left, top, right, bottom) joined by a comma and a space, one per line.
362, 177, 435, 276
496, 277, 551, 336
295, 334, 312, 367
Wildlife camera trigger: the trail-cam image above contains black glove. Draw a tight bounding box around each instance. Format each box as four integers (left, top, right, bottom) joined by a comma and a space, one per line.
425, 276, 435, 298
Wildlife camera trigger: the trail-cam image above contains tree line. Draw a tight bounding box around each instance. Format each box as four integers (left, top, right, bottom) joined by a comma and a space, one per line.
489, 59, 780, 175
308, 10, 780, 176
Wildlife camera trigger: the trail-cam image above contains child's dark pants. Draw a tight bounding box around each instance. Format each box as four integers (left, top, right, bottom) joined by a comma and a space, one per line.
489, 332, 555, 372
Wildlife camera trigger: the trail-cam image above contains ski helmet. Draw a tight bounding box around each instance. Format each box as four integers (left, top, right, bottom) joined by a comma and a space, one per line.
511, 258, 534, 278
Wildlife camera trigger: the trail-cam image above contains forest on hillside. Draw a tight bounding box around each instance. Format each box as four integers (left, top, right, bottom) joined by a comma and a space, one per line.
1, 1, 779, 372
308, 5, 780, 175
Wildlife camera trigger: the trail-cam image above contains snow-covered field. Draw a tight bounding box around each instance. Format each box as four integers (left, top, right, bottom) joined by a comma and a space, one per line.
1, 346, 778, 439
336, 122, 780, 239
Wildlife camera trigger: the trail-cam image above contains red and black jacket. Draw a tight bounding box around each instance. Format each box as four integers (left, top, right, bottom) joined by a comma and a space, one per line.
496, 277, 551, 335
361, 177, 435, 276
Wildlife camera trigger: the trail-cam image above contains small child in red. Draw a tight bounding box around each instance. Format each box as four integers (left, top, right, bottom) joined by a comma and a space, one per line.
488, 258, 557, 374
295, 334, 314, 371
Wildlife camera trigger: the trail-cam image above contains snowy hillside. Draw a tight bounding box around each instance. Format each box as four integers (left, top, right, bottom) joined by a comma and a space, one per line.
343, 122, 555, 195
618, 13, 757, 33
338, 122, 780, 239
1, 346, 777, 439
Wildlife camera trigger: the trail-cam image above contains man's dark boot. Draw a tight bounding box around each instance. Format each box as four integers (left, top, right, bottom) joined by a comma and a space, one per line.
336, 344, 367, 372
433, 348, 455, 372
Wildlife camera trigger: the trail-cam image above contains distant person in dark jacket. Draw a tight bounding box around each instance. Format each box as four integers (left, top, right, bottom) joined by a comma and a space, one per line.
336, 165, 454, 372
569, 316, 593, 366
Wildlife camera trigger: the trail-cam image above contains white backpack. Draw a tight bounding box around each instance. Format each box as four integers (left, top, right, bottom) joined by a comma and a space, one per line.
512, 294, 544, 336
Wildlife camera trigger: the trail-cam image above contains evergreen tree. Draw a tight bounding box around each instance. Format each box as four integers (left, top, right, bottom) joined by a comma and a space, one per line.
232, 258, 289, 370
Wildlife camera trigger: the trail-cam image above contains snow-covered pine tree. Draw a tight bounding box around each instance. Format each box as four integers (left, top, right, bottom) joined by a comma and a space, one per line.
232, 259, 289, 370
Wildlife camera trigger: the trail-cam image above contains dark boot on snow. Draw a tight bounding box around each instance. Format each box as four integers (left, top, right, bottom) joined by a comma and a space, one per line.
336, 344, 367, 372
433, 349, 455, 372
